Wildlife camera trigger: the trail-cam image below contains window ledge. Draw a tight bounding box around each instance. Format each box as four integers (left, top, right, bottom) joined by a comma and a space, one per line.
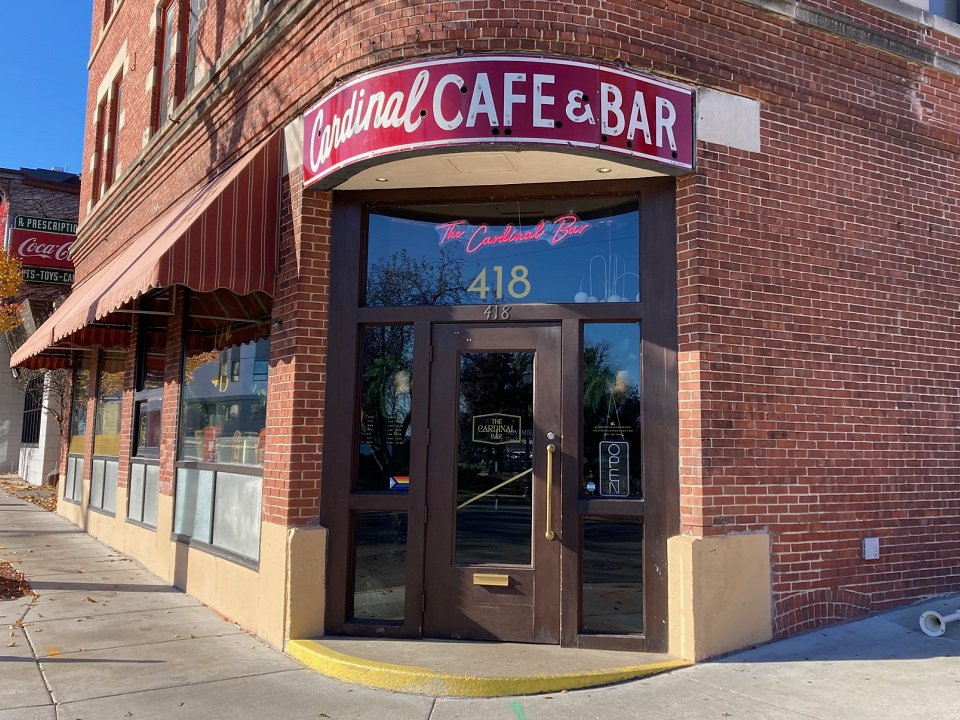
859, 0, 960, 39
170, 535, 259, 570
126, 517, 158, 532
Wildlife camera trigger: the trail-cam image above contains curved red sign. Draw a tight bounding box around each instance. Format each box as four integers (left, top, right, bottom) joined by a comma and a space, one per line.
302, 54, 694, 189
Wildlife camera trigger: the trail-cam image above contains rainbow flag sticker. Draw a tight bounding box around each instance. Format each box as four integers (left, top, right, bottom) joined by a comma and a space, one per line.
389, 476, 410, 491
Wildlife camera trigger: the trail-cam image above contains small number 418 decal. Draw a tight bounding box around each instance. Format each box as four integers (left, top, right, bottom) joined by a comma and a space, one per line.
483, 305, 512, 320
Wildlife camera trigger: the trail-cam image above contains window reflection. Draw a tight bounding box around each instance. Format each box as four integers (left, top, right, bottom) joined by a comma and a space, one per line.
134, 296, 168, 458
582, 323, 642, 498
357, 326, 413, 491
180, 334, 269, 467
352, 512, 407, 621
581, 519, 644, 634
94, 354, 124, 458
366, 198, 639, 307
455, 351, 534, 565
68, 365, 90, 454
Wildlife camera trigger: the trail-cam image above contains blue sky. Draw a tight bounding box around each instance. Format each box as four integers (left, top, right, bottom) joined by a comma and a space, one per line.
0, 3, 92, 174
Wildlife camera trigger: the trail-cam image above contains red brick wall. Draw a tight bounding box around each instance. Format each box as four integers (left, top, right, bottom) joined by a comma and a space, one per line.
78, 0, 960, 636
263, 168, 330, 525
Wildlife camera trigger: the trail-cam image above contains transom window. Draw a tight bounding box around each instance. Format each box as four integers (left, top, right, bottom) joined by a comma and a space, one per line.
365, 198, 639, 307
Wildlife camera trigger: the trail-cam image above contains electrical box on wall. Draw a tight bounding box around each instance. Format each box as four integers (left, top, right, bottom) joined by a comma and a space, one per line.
862, 537, 880, 560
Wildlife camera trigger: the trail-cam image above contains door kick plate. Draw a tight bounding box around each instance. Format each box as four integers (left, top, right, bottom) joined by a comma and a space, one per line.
473, 573, 510, 587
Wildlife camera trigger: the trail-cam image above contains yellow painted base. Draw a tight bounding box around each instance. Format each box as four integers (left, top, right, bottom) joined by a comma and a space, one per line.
286, 639, 689, 697
668, 533, 773, 661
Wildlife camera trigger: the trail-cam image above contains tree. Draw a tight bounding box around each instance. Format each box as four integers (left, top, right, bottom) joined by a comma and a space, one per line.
0, 253, 24, 332
9, 368, 71, 439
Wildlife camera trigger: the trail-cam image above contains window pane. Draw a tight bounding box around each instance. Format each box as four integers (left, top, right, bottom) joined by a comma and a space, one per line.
174, 467, 214, 543
582, 323, 642, 498
158, 2, 177, 128
94, 355, 124, 458
103, 460, 118, 513
212, 471, 262, 561
365, 198, 639, 307
65, 456, 79, 502
352, 512, 407, 621
581, 519, 643, 634
931, 0, 959, 22
91, 459, 105, 508
135, 397, 163, 458
134, 294, 168, 458
69, 367, 90, 454
356, 326, 413, 491
143, 464, 160, 527
180, 338, 269, 467
128, 462, 145, 522
455, 351, 533, 565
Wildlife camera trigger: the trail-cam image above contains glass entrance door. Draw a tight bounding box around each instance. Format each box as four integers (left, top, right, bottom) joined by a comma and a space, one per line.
423, 324, 561, 643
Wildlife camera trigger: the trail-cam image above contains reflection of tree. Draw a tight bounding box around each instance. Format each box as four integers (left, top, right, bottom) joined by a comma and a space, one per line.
184, 350, 219, 386
359, 326, 413, 488
582, 341, 642, 495
458, 352, 533, 469
366, 248, 468, 306
582, 341, 641, 434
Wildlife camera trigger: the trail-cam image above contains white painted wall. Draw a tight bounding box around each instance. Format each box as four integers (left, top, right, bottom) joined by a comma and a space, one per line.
0, 344, 25, 475
19, 375, 62, 486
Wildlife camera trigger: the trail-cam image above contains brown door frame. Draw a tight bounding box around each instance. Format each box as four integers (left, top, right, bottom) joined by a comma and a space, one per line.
423, 323, 562, 643
320, 179, 678, 652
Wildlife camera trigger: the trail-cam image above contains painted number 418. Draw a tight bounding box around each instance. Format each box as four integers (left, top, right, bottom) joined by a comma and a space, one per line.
483, 304, 512, 320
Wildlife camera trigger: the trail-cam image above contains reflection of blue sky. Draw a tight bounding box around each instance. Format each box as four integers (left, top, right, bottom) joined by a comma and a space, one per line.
368, 208, 640, 305
585, 323, 641, 387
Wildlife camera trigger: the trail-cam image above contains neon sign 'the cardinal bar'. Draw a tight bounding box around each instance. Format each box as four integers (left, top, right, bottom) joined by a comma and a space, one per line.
436, 215, 591, 254
302, 55, 694, 189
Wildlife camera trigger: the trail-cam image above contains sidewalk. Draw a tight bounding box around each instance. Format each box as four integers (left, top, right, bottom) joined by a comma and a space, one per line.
2, 486, 959, 720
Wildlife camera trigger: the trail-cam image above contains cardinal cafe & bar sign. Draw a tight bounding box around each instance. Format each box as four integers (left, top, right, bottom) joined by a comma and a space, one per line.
302, 54, 695, 189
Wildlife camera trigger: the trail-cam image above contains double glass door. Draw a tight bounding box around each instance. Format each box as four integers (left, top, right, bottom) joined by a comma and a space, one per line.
423, 324, 561, 643
325, 184, 678, 651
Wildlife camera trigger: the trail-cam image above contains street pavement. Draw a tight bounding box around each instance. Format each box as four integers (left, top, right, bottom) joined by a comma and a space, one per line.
2, 486, 959, 720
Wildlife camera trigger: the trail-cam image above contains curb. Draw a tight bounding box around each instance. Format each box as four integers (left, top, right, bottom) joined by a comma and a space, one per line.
286, 639, 690, 697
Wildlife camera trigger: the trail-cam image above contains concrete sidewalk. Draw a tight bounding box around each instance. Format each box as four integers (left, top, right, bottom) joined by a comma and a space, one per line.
2, 488, 959, 720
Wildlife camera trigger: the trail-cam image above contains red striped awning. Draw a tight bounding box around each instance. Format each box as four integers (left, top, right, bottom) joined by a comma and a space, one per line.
11, 136, 280, 369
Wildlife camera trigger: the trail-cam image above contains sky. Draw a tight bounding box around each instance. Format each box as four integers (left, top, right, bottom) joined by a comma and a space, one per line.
0, 3, 93, 175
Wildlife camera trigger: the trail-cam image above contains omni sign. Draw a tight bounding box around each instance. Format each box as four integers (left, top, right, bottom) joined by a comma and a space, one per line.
302, 55, 694, 189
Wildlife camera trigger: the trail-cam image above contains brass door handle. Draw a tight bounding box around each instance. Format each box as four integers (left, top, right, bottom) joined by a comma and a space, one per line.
545, 443, 556, 540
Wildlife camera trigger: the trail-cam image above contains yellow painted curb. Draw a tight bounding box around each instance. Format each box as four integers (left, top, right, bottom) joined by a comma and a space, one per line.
286, 639, 690, 697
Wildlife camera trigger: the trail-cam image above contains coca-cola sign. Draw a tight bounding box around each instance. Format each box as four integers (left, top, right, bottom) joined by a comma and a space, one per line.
10, 215, 76, 271
302, 54, 694, 189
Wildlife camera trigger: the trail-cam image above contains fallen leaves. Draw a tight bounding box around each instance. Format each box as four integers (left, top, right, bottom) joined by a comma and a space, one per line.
0, 477, 57, 512
0, 561, 36, 601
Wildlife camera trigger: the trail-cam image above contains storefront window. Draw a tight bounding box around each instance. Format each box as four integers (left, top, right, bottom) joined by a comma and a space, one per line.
134, 310, 167, 459
129, 295, 169, 528
365, 198, 639, 307
68, 365, 89, 455
356, 325, 413, 491
581, 323, 642, 498
94, 354, 124, 458
65, 364, 90, 504
179, 337, 269, 466
91, 354, 124, 513
175, 295, 270, 563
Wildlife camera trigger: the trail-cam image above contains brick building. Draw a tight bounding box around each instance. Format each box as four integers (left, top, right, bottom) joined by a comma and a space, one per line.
1, 167, 80, 485
12, 0, 960, 660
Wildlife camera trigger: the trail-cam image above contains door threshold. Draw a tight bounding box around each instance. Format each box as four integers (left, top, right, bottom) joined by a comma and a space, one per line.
286, 636, 688, 697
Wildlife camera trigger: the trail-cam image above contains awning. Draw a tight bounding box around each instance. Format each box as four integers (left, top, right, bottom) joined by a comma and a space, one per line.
11, 135, 280, 369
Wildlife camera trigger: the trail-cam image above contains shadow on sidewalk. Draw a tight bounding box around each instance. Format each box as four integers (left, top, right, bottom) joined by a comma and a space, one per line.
0, 656, 164, 664
29, 580, 182, 593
